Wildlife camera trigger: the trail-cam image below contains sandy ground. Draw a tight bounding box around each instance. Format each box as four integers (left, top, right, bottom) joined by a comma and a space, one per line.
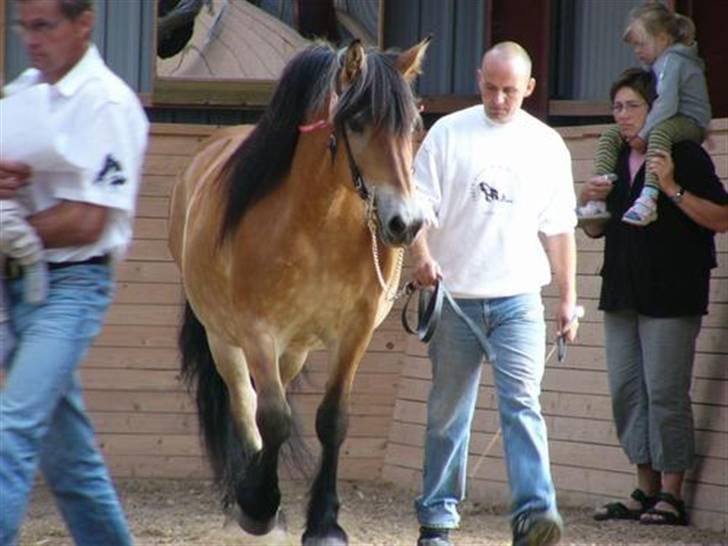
18, 479, 727, 546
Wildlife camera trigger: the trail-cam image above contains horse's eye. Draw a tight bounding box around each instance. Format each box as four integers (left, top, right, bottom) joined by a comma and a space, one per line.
348, 119, 365, 133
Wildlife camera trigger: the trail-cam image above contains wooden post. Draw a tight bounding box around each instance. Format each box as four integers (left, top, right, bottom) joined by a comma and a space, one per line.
489, 0, 552, 120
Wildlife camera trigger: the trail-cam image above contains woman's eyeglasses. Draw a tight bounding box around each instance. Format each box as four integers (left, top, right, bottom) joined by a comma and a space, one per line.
611, 101, 647, 114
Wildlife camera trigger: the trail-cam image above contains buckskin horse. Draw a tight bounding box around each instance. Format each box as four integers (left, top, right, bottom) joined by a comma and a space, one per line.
167, 38, 429, 545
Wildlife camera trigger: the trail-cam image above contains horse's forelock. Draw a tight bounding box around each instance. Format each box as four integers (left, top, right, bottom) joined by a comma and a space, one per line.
334, 49, 419, 136
217, 44, 418, 243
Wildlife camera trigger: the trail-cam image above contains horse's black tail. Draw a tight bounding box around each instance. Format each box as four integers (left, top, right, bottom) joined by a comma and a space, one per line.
179, 301, 247, 506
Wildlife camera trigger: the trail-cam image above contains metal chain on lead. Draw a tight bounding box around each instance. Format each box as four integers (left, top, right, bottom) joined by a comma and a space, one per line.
365, 195, 407, 302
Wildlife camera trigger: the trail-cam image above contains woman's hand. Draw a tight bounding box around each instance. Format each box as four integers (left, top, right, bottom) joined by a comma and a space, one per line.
648, 149, 679, 194
578, 175, 615, 206
0, 160, 31, 199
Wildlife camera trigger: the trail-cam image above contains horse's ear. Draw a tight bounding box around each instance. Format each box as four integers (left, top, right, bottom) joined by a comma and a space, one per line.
340, 39, 366, 88
397, 35, 432, 82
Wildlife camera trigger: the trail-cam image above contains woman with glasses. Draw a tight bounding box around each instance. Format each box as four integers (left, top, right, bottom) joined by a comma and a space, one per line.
578, 2, 711, 227
580, 67, 727, 527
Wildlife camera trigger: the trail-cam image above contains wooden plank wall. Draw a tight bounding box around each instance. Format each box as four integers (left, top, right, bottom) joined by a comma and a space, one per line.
76, 120, 725, 532
382, 118, 728, 533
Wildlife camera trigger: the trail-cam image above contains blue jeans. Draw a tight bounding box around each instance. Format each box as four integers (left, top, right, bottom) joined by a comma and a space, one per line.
0, 264, 133, 546
415, 292, 558, 528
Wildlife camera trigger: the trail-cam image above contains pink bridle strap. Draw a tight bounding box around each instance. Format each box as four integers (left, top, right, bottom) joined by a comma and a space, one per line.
298, 119, 332, 133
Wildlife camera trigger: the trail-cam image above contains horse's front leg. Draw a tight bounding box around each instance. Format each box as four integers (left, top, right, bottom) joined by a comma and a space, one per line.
302, 331, 373, 546
232, 334, 291, 535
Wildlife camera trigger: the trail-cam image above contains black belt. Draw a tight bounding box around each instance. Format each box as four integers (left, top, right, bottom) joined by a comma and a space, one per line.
4, 254, 109, 279
48, 255, 110, 270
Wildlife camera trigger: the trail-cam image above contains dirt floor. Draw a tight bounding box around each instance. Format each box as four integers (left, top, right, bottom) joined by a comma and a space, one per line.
18, 479, 727, 546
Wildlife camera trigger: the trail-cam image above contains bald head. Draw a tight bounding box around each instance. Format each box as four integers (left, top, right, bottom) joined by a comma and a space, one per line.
481, 41, 532, 79
477, 41, 535, 124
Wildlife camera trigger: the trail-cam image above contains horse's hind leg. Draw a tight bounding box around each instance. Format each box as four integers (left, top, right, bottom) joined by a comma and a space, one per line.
303, 333, 372, 546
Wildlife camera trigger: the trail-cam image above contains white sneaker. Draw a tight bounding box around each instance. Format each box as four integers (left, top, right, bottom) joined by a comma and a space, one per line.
577, 200, 611, 226
622, 196, 658, 226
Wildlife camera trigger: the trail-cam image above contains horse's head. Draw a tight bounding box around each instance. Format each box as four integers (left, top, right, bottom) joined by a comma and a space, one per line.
332, 38, 431, 247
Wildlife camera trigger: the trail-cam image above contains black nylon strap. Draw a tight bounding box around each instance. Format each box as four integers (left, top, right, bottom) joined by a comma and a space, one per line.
401, 280, 492, 359
340, 127, 369, 200
401, 281, 442, 342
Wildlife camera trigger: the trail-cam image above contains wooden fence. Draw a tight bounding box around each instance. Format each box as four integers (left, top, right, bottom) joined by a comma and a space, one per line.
79, 119, 726, 531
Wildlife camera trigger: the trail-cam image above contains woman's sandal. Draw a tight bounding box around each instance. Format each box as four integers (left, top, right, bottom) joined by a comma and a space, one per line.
640, 492, 688, 526
593, 488, 655, 521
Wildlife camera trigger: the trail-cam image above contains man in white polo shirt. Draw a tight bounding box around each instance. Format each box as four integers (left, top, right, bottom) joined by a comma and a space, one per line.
0, 1, 148, 544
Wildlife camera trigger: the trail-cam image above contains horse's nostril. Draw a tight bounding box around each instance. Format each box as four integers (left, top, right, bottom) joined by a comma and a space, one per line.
388, 215, 406, 236
411, 219, 423, 238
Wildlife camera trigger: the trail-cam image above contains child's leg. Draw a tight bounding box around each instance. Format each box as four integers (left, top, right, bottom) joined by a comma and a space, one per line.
643, 116, 705, 199
578, 126, 622, 223
593, 125, 623, 176
623, 117, 704, 227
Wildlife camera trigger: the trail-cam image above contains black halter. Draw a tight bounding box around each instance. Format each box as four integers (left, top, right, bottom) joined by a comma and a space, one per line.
329, 57, 371, 202
330, 125, 370, 201
330, 127, 369, 201
298, 118, 370, 202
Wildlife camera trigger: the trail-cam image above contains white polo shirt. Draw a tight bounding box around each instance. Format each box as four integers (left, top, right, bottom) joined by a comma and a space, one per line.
4, 45, 149, 263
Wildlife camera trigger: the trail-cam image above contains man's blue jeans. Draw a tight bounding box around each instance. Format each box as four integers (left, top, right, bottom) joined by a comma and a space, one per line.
0, 264, 133, 546
415, 292, 558, 528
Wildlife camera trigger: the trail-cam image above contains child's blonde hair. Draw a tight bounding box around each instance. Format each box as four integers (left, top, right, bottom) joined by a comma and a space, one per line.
623, 2, 695, 47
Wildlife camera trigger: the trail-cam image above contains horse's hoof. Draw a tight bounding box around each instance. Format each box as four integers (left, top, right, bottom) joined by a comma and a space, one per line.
302, 526, 348, 546
302, 538, 348, 546
235, 506, 282, 536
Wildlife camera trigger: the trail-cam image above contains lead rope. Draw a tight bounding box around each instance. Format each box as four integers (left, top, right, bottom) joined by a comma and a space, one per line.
469, 339, 557, 478
469, 306, 584, 478
403, 283, 584, 478
469, 349, 558, 477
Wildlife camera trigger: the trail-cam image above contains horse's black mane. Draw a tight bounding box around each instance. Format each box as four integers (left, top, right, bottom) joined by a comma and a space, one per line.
218, 42, 420, 242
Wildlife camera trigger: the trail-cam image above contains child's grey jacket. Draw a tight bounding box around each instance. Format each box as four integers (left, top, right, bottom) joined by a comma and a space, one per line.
639, 42, 712, 141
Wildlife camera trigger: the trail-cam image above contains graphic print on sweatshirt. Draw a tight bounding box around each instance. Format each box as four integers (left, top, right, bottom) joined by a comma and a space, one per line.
469, 163, 517, 215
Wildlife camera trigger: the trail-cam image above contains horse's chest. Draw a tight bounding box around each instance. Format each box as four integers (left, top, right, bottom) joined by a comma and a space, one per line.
259, 273, 369, 346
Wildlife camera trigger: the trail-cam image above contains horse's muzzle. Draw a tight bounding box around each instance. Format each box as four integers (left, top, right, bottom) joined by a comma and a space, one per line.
381, 215, 423, 247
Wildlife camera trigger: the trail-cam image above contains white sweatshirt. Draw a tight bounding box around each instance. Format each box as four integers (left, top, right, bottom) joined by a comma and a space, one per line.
415, 105, 576, 298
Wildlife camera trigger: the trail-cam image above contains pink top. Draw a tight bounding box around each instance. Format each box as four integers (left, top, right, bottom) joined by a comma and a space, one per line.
629, 150, 646, 184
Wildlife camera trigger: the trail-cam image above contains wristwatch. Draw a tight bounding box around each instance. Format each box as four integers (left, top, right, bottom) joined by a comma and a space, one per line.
670, 186, 686, 204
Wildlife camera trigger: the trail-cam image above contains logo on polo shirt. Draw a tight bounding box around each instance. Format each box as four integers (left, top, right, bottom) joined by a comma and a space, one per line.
477, 182, 512, 203
95, 154, 126, 186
